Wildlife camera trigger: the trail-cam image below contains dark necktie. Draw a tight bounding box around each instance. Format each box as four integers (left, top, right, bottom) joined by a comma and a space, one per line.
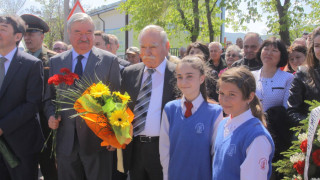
75, 55, 84, 77
0, 57, 7, 89
132, 69, 155, 136
184, 101, 193, 118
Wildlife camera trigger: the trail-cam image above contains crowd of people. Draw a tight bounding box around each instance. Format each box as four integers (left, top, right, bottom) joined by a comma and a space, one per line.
0, 11, 319, 180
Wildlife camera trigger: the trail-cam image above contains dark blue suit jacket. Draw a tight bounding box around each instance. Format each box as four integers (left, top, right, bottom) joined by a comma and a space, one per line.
0, 49, 44, 157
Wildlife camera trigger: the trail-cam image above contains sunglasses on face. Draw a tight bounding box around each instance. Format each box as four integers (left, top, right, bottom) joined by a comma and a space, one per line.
226, 54, 238, 58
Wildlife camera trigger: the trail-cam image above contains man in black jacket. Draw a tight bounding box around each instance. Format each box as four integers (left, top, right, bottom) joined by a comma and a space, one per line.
232, 32, 263, 71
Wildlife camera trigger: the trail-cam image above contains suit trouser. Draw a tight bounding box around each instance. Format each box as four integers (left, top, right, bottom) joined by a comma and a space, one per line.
56, 134, 113, 180
38, 112, 58, 180
0, 152, 38, 180
130, 136, 163, 180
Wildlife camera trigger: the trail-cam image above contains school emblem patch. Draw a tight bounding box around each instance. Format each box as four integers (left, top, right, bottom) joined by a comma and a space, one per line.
259, 158, 267, 170
195, 123, 204, 134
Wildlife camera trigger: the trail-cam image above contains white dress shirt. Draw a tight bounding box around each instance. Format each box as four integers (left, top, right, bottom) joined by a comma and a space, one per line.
72, 50, 91, 73
252, 68, 294, 111
223, 109, 272, 180
1, 47, 17, 75
160, 94, 223, 180
138, 58, 167, 137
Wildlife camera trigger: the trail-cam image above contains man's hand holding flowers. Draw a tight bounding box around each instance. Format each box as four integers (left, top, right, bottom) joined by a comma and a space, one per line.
48, 116, 61, 130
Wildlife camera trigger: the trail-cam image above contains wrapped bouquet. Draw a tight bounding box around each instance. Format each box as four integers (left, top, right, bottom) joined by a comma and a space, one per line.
71, 81, 133, 148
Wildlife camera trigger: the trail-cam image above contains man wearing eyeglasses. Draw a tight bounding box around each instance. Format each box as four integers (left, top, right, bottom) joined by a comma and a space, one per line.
208, 42, 227, 74
52, 41, 68, 53
20, 14, 58, 180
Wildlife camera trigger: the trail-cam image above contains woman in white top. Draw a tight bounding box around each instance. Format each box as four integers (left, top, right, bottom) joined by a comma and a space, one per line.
251, 37, 294, 112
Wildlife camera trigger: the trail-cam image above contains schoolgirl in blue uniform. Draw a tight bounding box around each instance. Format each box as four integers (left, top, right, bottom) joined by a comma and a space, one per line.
213, 67, 275, 180
159, 56, 223, 180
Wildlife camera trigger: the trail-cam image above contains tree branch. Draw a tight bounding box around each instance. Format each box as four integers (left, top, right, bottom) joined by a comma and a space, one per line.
210, 0, 218, 14
176, 0, 192, 32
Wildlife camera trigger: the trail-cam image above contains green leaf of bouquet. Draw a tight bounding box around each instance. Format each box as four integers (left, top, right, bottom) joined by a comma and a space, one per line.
78, 94, 102, 113
114, 103, 125, 110
314, 140, 320, 147
102, 98, 116, 115
69, 112, 90, 119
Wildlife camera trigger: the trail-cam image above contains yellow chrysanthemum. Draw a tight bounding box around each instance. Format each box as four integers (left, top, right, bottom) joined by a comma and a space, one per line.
90, 82, 110, 98
109, 110, 130, 127
113, 91, 131, 104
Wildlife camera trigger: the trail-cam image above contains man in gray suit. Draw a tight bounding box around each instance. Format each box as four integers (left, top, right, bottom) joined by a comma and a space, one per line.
44, 13, 120, 180
121, 25, 177, 180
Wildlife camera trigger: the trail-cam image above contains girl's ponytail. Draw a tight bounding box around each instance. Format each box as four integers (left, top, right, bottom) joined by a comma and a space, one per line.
250, 95, 267, 127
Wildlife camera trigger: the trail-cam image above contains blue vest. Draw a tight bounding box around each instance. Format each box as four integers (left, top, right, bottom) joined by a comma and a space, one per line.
164, 100, 222, 180
212, 117, 275, 180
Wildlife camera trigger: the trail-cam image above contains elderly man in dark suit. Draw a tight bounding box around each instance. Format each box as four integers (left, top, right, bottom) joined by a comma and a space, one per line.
121, 25, 176, 180
44, 13, 120, 180
0, 15, 44, 180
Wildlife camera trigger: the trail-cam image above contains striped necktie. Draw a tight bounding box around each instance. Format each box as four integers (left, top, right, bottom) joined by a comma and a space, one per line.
0, 57, 7, 89
132, 68, 155, 136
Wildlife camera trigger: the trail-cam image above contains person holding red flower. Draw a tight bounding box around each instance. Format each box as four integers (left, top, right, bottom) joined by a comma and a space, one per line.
44, 13, 120, 180
0, 15, 44, 179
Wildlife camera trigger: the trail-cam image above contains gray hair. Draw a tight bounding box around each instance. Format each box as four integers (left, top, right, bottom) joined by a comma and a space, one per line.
53, 40, 68, 48
208, 42, 223, 50
138, 25, 168, 47
244, 32, 263, 44
67, 13, 94, 31
226, 45, 241, 57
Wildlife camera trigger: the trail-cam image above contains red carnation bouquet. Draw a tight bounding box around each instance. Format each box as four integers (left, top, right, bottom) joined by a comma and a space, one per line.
44, 68, 79, 157
274, 100, 320, 180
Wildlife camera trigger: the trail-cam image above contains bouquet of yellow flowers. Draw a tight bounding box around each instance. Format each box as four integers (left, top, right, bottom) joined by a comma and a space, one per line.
72, 81, 133, 149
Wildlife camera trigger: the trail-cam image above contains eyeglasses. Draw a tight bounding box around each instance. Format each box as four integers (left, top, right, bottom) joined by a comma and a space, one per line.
226, 54, 238, 58
53, 47, 67, 51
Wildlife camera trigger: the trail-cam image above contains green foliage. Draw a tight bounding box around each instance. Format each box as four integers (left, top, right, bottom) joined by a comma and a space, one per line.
24, 0, 65, 49
226, 0, 320, 44
118, 0, 223, 43
224, 0, 262, 32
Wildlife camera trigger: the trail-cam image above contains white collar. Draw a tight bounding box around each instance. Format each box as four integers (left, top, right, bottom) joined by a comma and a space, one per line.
181, 93, 204, 112
0, 47, 17, 62
226, 109, 255, 128
143, 57, 167, 75
72, 49, 91, 61
257, 67, 281, 80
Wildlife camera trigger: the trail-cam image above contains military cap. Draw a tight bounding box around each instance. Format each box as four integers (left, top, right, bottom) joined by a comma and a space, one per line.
20, 14, 49, 33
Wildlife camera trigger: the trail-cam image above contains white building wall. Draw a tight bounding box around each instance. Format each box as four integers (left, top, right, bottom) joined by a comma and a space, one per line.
91, 9, 134, 57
